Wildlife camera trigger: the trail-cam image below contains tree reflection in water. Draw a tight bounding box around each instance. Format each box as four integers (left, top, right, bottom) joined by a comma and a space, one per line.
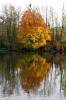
0, 52, 66, 97
18, 53, 66, 97
0, 53, 19, 96
18, 53, 51, 93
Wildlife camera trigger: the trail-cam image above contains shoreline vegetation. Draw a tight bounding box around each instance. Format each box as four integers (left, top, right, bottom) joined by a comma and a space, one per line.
0, 4, 66, 53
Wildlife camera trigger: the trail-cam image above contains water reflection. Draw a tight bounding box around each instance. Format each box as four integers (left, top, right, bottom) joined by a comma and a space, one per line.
18, 54, 51, 93
0, 52, 66, 98
0, 53, 19, 96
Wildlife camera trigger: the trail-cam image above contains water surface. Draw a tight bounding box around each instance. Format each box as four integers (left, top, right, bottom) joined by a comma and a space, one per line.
0, 52, 66, 100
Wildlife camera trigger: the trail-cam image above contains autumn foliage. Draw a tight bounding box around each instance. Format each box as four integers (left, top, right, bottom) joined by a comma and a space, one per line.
17, 8, 51, 49
17, 54, 51, 92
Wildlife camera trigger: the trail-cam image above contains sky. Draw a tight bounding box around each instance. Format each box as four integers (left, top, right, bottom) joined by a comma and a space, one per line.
0, 0, 66, 23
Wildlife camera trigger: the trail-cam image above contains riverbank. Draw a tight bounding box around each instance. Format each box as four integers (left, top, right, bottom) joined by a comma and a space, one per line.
0, 41, 66, 54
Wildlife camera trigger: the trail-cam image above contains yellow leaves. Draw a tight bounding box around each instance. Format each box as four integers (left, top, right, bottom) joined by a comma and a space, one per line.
16, 8, 51, 49
44, 34, 51, 41
47, 34, 51, 40
41, 39, 47, 45
37, 27, 43, 33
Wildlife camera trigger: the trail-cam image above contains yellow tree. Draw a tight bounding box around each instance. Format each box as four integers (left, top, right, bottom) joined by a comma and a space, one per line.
17, 8, 51, 49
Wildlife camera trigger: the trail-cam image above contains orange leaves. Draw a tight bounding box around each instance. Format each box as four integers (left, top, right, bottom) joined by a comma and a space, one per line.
21, 9, 46, 28
20, 9, 33, 29
24, 10, 33, 22
17, 8, 51, 49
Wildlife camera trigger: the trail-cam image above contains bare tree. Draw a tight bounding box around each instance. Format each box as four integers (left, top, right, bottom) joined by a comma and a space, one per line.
48, 7, 55, 41
2, 5, 20, 50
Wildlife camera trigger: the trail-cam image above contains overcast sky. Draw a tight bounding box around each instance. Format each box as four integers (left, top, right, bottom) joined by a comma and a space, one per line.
0, 0, 66, 23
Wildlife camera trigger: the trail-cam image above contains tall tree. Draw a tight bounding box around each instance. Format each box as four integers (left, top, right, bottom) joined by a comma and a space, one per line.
49, 7, 55, 40
17, 8, 51, 49
61, 3, 66, 42
3, 5, 20, 49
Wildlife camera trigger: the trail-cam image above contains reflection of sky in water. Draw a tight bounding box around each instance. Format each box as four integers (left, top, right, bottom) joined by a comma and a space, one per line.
0, 53, 66, 100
